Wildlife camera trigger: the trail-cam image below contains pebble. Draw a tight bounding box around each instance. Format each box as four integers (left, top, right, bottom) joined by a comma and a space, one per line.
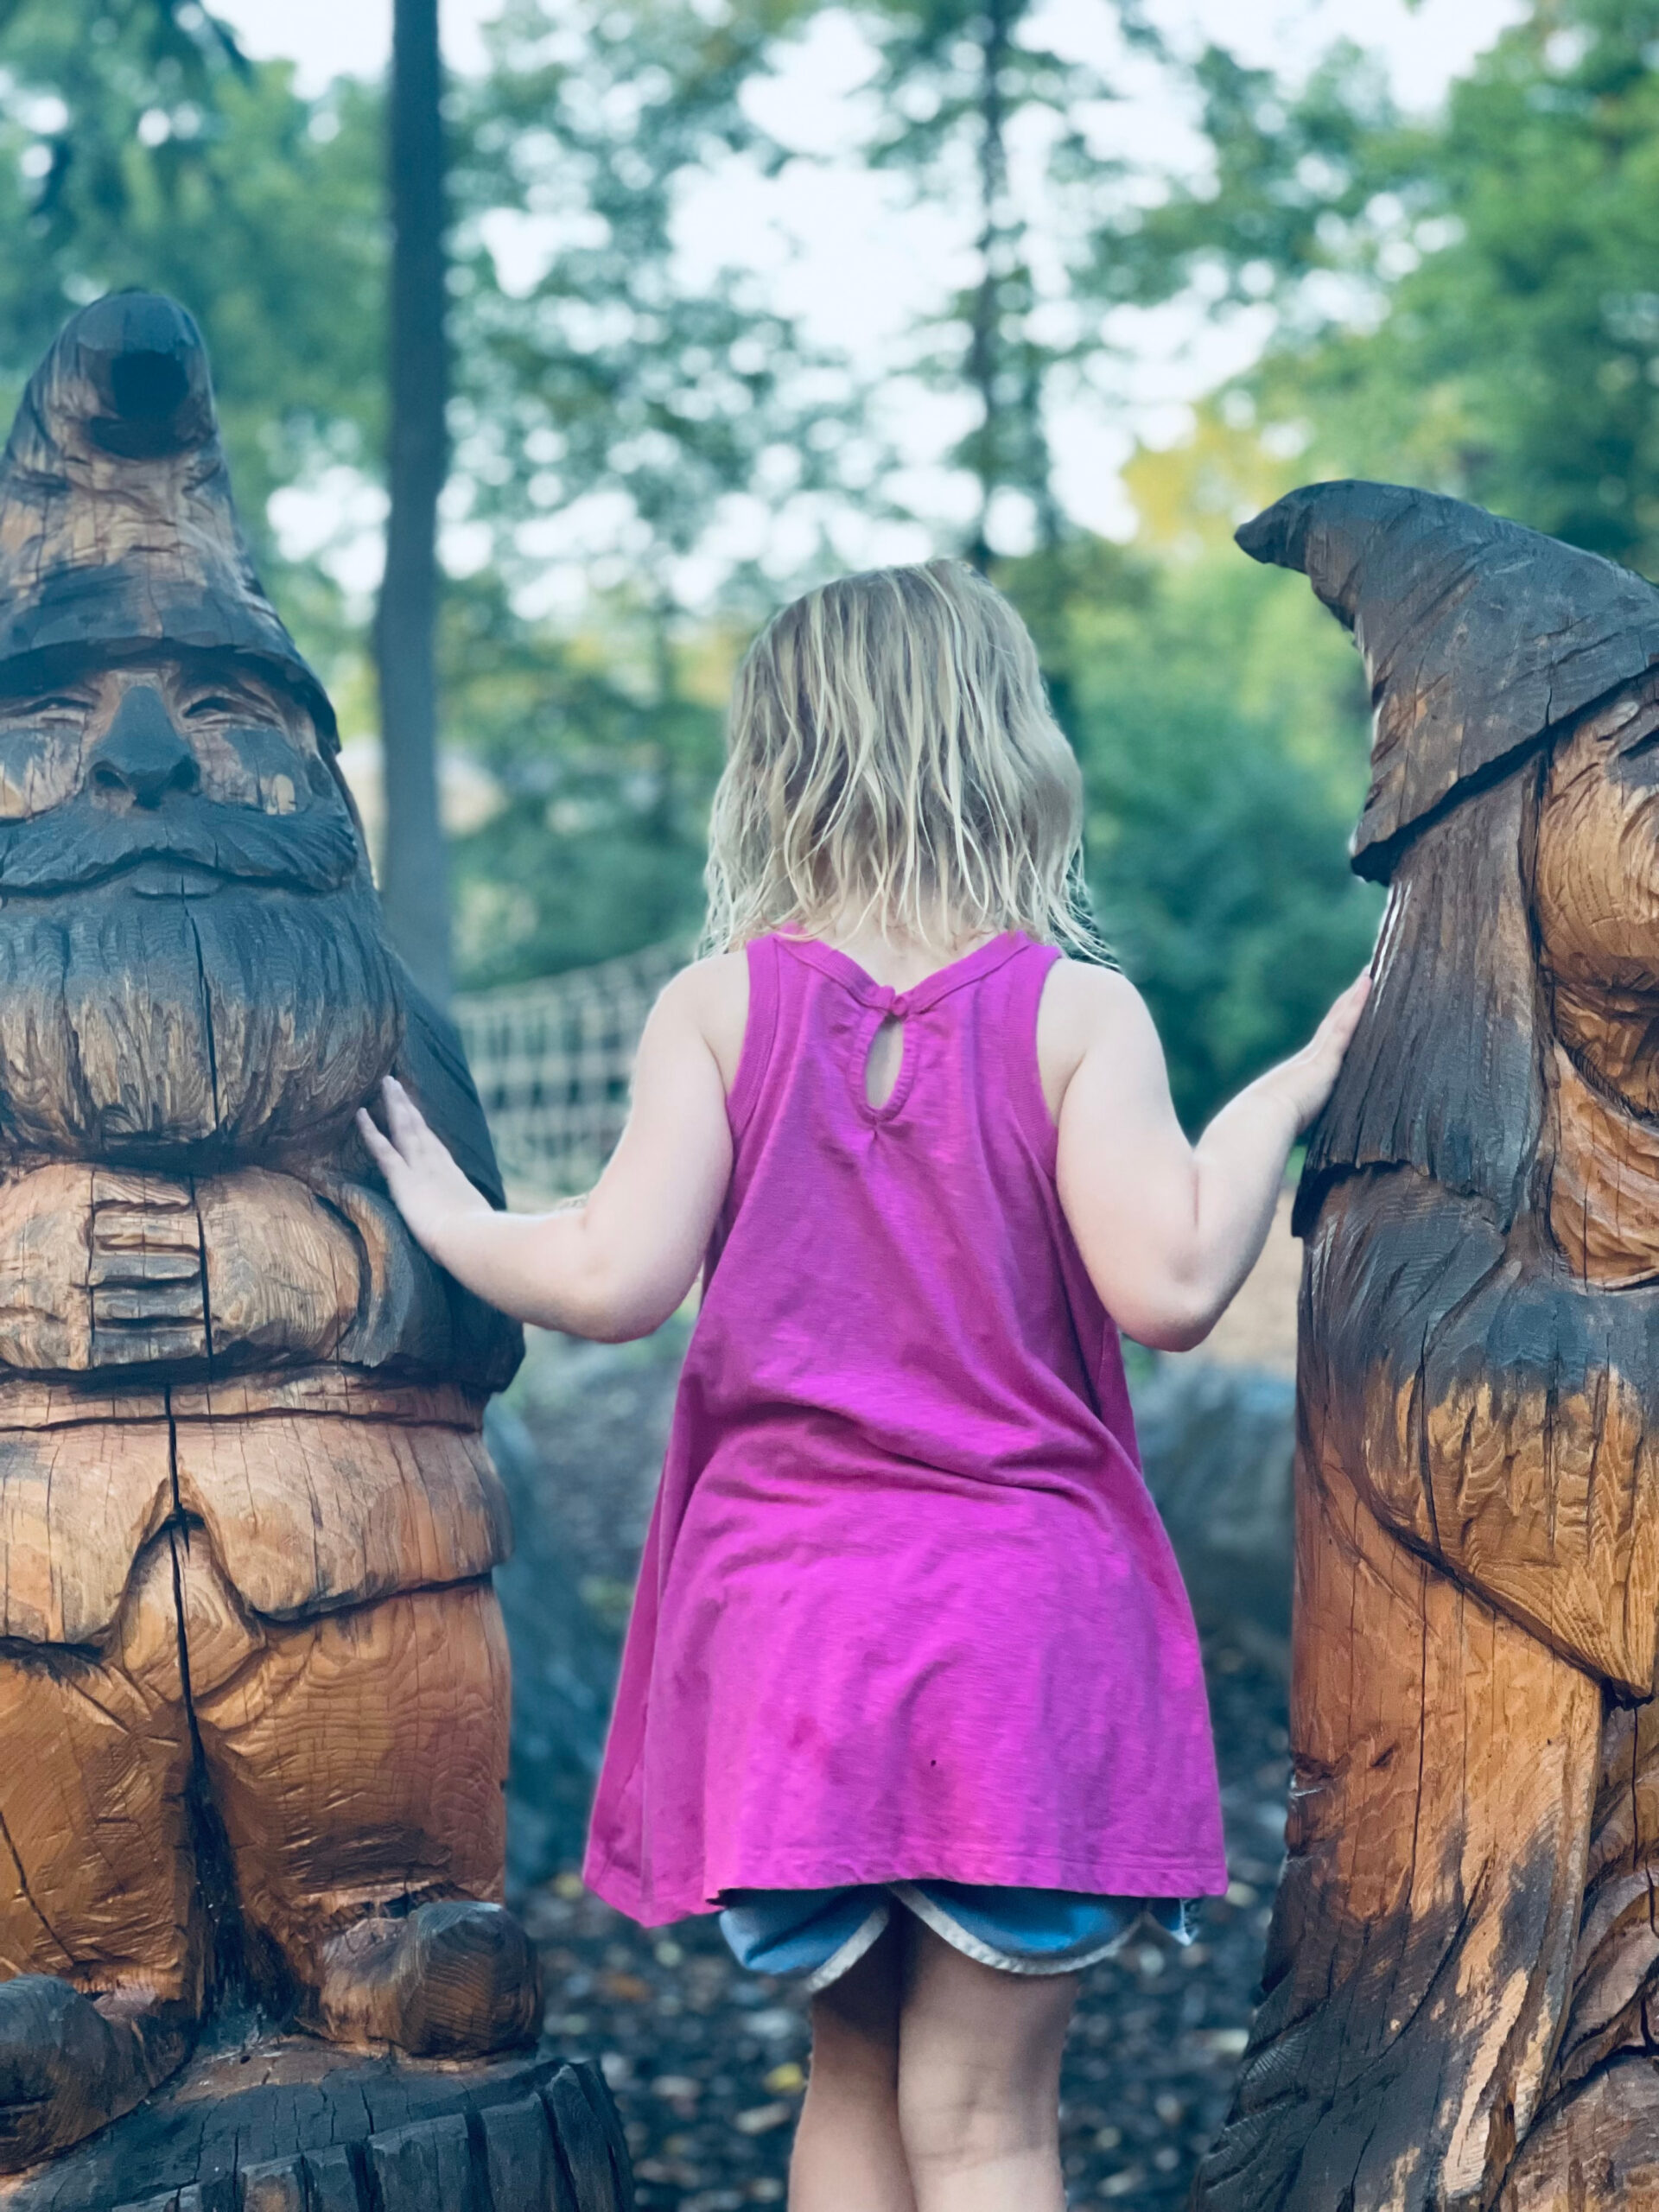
1198, 2026, 1250, 2058
733, 2102, 795, 2136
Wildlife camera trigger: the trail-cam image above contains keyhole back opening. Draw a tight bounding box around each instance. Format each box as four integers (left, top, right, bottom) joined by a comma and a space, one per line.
864, 1013, 906, 1109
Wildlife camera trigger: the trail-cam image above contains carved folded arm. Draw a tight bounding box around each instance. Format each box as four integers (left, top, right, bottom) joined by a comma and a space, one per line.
0, 1151, 522, 1388
0, 1163, 364, 1372
1307, 1167, 1659, 1696
0, 1161, 517, 1386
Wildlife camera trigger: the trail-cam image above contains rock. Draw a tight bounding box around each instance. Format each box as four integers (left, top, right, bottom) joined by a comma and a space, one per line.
486, 1401, 623, 1889
1133, 1359, 1294, 1656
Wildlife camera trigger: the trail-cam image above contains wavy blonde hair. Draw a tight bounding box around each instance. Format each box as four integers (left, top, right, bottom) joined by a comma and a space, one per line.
704, 558, 1100, 954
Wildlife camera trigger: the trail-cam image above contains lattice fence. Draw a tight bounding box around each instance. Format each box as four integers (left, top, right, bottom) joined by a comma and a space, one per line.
453, 941, 689, 1200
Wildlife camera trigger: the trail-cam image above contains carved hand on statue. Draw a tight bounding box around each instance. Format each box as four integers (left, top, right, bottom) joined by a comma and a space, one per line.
90, 1171, 212, 1367
195, 1169, 364, 1365
0, 1163, 105, 1370
0, 1163, 200, 1369
0, 1163, 365, 1374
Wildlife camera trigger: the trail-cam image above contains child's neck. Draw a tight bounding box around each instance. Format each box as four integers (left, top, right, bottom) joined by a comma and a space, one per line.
815, 911, 1001, 991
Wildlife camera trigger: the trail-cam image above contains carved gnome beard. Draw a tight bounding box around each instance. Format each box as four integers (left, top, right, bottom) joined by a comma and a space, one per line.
0, 872, 402, 1162
0, 293, 410, 1163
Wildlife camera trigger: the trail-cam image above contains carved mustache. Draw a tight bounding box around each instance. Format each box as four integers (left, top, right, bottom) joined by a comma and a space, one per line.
0, 791, 361, 895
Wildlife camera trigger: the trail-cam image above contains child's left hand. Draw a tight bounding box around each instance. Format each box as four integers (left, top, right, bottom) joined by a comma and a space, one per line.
349, 960, 737, 1339
357, 1077, 491, 1258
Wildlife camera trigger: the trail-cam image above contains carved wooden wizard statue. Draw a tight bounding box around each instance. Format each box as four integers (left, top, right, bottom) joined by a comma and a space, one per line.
1192, 481, 1659, 2210
0, 292, 540, 2172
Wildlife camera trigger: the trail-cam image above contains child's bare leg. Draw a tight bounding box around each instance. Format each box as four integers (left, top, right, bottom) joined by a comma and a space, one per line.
895, 1923, 1077, 2212
791, 1920, 915, 2212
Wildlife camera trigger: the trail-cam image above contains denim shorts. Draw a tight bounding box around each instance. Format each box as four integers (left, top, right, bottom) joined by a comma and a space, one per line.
718, 1882, 1198, 1995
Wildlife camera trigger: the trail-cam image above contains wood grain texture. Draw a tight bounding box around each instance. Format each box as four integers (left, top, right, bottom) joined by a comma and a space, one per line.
1195, 484, 1659, 2209
0, 1408, 510, 1644
0, 294, 338, 717
0, 2038, 629, 2212
0, 292, 561, 2189
1235, 482, 1659, 880
170, 1414, 512, 1619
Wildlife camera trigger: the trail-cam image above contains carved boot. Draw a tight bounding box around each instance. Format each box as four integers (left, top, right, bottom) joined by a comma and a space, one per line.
0, 1974, 191, 2171
314, 1901, 542, 2057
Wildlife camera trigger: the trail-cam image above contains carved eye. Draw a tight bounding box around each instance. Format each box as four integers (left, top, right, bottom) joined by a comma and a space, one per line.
181, 694, 249, 719
15, 695, 87, 716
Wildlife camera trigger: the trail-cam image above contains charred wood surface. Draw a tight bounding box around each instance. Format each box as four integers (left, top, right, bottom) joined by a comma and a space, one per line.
0, 2037, 629, 2212
1192, 481, 1659, 2210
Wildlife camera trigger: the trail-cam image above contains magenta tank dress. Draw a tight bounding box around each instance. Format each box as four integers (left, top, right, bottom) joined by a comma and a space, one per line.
582, 931, 1228, 1924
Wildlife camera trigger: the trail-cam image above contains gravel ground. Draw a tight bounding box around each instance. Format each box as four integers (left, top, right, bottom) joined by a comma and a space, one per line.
505, 1328, 1287, 2210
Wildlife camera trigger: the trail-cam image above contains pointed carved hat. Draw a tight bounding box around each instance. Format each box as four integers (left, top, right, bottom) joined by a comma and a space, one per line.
1236, 479, 1659, 880
0, 289, 334, 737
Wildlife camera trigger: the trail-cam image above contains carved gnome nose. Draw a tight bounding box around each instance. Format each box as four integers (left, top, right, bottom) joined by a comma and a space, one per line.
88, 686, 200, 808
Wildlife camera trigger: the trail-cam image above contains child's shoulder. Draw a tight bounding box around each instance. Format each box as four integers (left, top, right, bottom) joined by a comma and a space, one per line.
1036, 957, 1161, 1119
654, 950, 750, 1091
1040, 956, 1152, 1037
658, 947, 748, 1007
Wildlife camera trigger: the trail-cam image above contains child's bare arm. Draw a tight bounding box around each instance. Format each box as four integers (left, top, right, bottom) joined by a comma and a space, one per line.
1048, 963, 1369, 1352
357, 957, 745, 1340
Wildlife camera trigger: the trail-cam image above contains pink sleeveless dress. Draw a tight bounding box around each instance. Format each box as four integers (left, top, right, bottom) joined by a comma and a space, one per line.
582, 931, 1227, 1924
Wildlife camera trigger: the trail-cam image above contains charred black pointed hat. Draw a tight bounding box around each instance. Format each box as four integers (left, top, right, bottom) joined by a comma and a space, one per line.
0, 290, 335, 738
1236, 480, 1659, 880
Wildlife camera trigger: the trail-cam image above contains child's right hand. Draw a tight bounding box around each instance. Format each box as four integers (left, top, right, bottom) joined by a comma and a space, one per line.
1265, 973, 1373, 1134
1052, 962, 1372, 1351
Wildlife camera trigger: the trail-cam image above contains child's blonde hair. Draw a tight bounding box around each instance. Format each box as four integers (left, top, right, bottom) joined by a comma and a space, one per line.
703, 559, 1101, 955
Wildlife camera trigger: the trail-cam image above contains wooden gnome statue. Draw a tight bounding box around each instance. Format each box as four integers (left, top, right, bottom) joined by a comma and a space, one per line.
1192, 481, 1659, 2210
0, 293, 537, 2171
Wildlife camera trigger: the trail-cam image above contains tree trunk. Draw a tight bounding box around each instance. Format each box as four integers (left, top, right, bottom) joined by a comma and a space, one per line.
964, 0, 1013, 572
376, 0, 451, 1003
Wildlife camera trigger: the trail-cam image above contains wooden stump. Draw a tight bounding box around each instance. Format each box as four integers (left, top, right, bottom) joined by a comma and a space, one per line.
0, 2031, 630, 2212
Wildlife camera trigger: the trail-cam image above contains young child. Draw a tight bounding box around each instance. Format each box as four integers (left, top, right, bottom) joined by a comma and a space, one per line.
358, 558, 1368, 2212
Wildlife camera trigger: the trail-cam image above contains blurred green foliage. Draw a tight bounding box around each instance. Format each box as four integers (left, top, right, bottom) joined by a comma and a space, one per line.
0, 1, 383, 594
433, 0, 1390, 1131
1000, 540, 1379, 1127
434, 0, 833, 990
447, 0, 838, 595
1292, 0, 1659, 574
0, 0, 1643, 1129
1122, 0, 1659, 572
441, 576, 726, 987
848, 0, 1153, 556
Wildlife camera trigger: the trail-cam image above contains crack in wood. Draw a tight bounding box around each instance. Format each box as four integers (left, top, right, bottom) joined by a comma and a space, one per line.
0, 294, 548, 2202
